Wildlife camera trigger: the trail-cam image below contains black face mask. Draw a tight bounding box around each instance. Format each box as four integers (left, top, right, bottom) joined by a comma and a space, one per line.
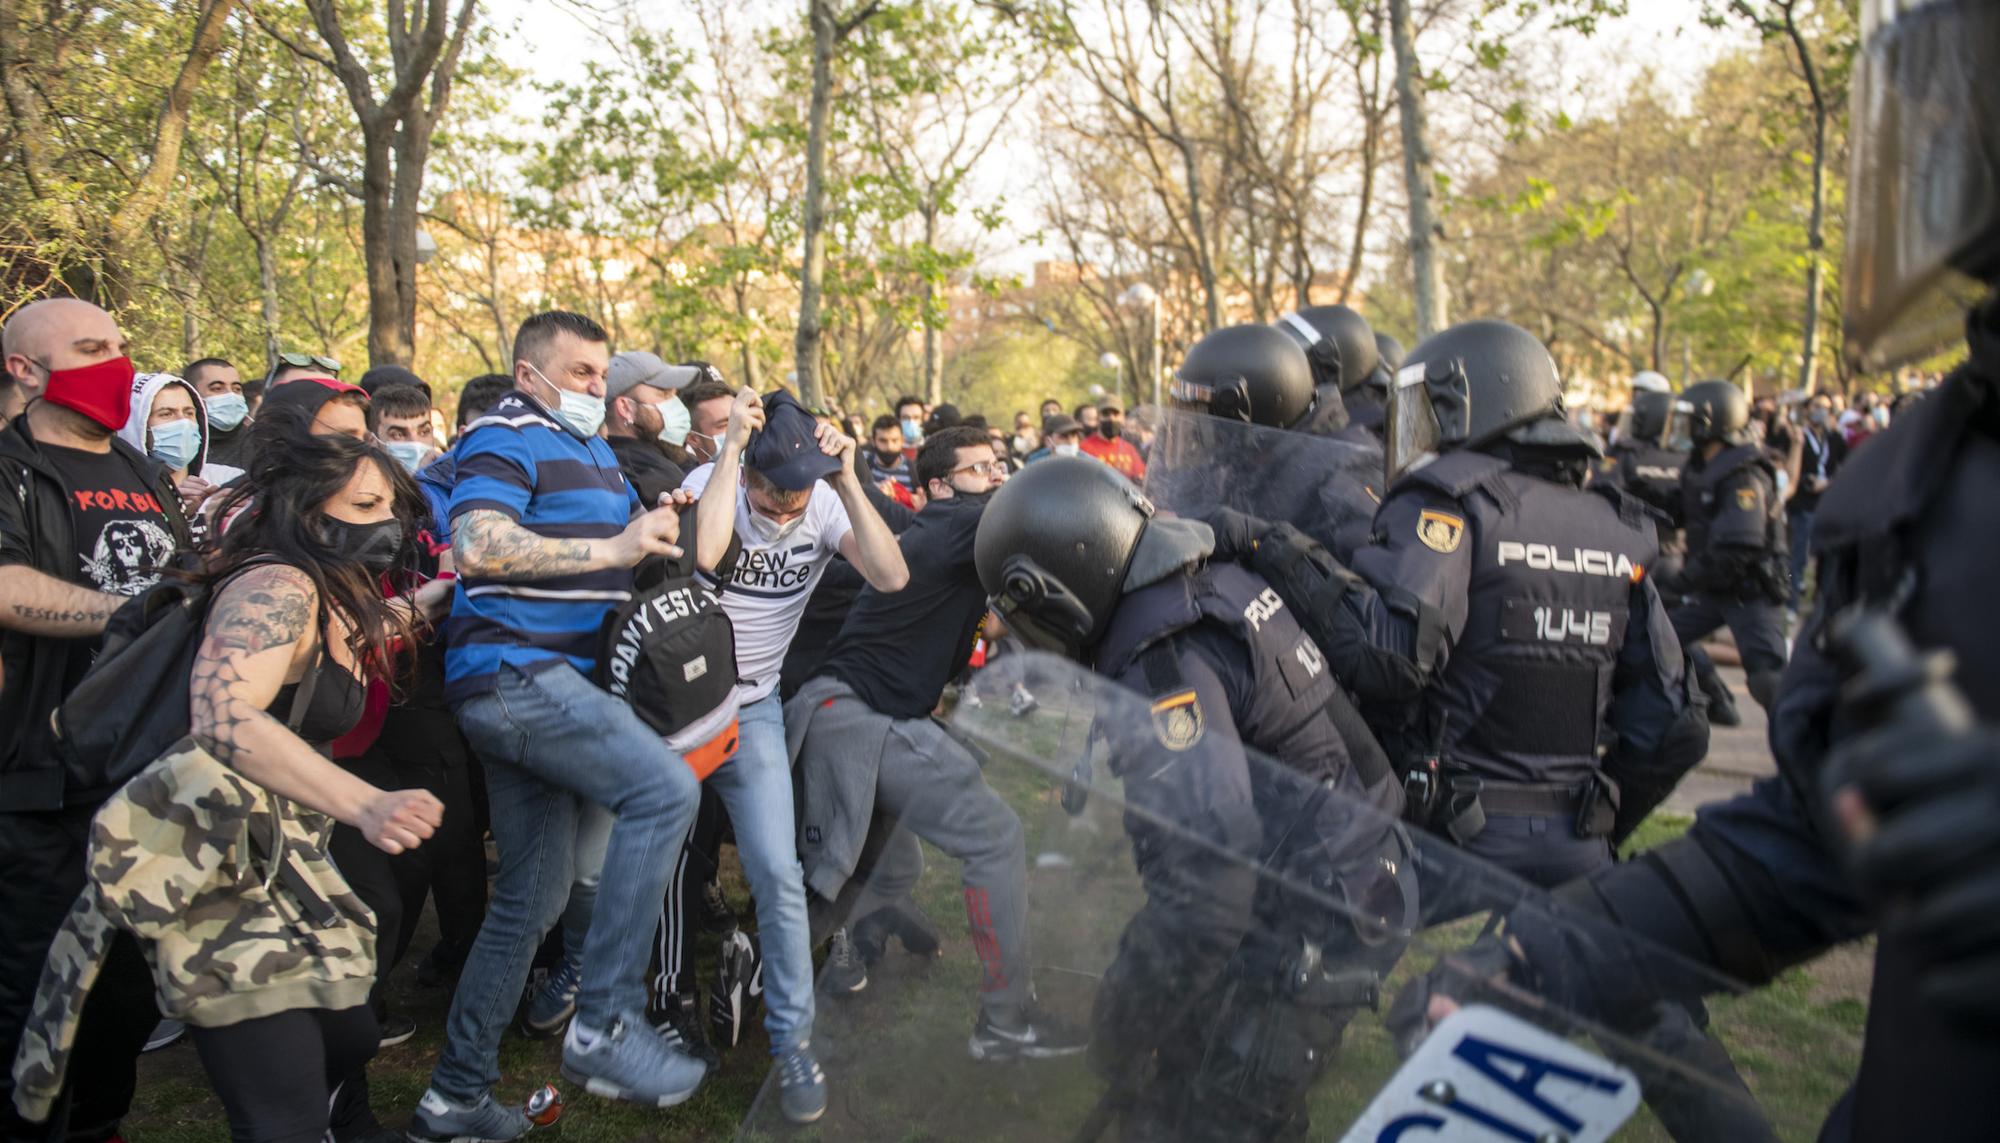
1099, 421, 1121, 441
322, 516, 406, 574
874, 448, 903, 467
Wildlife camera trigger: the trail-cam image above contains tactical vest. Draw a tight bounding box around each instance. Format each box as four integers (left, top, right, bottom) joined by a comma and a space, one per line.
1400, 451, 1658, 785
1682, 443, 1784, 559
1095, 560, 1402, 820
1609, 440, 1686, 524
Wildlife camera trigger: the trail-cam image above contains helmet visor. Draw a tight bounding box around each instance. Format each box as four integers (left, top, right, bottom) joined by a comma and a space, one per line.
1384, 363, 1443, 483
1844, 0, 2000, 368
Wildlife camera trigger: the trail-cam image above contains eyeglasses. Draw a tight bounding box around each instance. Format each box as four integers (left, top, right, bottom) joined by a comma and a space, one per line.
275, 351, 343, 375
950, 460, 1009, 479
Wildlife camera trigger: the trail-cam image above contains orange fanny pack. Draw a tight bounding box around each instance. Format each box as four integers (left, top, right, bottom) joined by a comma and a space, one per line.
682, 718, 740, 782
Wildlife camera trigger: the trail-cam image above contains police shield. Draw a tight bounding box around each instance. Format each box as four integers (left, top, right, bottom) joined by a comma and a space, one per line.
739, 651, 1861, 1141
1143, 406, 1386, 562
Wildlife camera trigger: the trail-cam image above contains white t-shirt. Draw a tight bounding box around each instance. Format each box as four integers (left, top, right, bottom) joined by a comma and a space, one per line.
681, 463, 853, 703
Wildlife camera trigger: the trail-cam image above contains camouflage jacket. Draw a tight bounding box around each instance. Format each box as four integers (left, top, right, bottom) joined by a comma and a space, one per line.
11, 738, 377, 1122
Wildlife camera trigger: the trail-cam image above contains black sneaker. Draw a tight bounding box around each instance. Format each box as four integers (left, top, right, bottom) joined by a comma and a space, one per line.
699, 880, 738, 934
822, 927, 867, 997
853, 900, 942, 963
968, 1004, 1088, 1061
377, 1011, 417, 1049
709, 930, 763, 1049
650, 991, 720, 1068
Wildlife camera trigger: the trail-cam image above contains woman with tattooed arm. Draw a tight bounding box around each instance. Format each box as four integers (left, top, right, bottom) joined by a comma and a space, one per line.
169, 430, 443, 1141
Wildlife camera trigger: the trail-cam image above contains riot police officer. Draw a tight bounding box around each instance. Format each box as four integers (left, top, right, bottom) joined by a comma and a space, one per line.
1272, 303, 1382, 442
1600, 370, 1691, 587
1669, 379, 1790, 723
1394, 3, 2000, 1135
975, 456, 1414, 1142
1247, 319, 1707, 889
1166, 323, 1382, 561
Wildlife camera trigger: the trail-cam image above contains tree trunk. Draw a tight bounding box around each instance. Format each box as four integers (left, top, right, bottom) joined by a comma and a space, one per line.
1387, 0, 1448, 338
357, 130, 406, 365
255, 234, 280, 366
1175, 137, 1222, 332
793, 0, 837, 410
922, 203, 943, 405
105, 0, 235, 257
1797, 102, 1828, 396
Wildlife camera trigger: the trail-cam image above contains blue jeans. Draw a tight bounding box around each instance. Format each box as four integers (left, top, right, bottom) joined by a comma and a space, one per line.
697, 695, 814, 1054
429, 664, 700, 1103
1787, 507, 1815, 611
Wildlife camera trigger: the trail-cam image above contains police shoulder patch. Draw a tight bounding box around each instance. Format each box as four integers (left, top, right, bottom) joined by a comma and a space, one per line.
1735, 486, 1758, 511
1416, 509, 1465, 554
1150, 689, 1205, 751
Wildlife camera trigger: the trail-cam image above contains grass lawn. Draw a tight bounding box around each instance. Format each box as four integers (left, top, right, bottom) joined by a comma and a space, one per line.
127, 707, 1867, 1142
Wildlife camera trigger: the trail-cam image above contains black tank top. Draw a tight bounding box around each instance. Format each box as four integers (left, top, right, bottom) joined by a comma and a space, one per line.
271, 657, 368, 747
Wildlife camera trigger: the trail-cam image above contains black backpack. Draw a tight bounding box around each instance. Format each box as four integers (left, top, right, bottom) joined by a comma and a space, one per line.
597, 509, 741, 753
51, 559, 308, 806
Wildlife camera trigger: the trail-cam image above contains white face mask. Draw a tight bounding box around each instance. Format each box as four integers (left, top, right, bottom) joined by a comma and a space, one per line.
744, 506, 805, 546
384, 440, 428, 473
149, 418, 202, 471
204, 392, 249, 431
528, 362, 605, 438
656, 395, 693, 447
1053, 443, 1081, 458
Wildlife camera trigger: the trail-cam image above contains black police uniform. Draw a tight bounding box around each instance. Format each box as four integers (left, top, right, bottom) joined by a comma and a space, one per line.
1601, 436, 1688, 590
1088, 559, 1413, 1142
1495, 333, 2000, 1142
1670, 441, 1789, 710
1271, 447, 1699, 903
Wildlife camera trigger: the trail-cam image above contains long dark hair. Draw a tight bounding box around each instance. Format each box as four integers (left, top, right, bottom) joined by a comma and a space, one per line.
204, 430, 431, 681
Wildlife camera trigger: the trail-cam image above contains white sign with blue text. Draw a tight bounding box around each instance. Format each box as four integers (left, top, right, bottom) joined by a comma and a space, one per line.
1341, 1005, 1642, 1142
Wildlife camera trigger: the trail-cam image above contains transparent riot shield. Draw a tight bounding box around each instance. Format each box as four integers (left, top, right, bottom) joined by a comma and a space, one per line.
740, 651, 1864, 1141
1142, 406, 1386, 562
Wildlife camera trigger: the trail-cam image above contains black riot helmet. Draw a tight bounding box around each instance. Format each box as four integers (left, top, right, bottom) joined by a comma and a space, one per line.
1274, 305, 1379, 395
1171, 323, 1318, 429
976, 457, 1212, 659
1845, 0, 2000, 369
1626, 372, 1677, 444
1680, 380, 1752, 447
1384, 319, 1588, 480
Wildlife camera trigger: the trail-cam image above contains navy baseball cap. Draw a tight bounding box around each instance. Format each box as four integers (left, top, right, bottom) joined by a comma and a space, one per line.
746, 390, 841, 490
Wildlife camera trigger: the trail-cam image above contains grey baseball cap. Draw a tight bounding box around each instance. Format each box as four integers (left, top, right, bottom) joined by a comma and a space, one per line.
606, 351, 700, 399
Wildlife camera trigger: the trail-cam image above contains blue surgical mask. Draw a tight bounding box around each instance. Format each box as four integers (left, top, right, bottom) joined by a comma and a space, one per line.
900, 418, 923, 443
149, 418, 202, 471
529, 363, 606, 438
384, 440, 428, 473
656, 395, 693, 447
204, 392, 249, 431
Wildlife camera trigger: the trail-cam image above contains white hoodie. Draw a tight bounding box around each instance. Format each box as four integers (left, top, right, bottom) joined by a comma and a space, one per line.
116, 372, 244, 485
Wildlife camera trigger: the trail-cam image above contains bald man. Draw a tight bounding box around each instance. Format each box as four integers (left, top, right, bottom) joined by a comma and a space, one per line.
0, 297, 192, 1143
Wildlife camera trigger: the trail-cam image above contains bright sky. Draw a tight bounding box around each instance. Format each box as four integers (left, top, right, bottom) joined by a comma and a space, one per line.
484, 0, 1757, 278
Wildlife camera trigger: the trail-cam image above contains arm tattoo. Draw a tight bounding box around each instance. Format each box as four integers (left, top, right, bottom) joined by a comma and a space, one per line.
189, 565, 313, 766
455, 508, 596, 579
13, 603, 115, 624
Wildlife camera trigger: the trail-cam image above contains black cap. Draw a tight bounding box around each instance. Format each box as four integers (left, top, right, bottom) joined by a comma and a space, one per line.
746, 390, 841, 490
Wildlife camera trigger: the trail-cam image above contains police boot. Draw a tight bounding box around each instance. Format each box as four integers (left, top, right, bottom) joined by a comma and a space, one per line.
1696, 660, 1742, 727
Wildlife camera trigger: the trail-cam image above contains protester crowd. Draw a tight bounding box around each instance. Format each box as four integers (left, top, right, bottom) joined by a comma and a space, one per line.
0, 293, 1944, 1143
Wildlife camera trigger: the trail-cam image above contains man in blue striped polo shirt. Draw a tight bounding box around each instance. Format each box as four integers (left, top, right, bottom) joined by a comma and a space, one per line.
413, 312, 713, 1139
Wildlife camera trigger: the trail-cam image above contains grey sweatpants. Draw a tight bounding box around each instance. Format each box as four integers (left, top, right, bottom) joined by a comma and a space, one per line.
792, 683, 1032, 1016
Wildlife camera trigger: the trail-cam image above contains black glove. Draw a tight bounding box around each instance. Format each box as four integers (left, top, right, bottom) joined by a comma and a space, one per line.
1836, 723, 2000, 1026
1383, 935, 1519, 1059
1186, 506, 1272, 562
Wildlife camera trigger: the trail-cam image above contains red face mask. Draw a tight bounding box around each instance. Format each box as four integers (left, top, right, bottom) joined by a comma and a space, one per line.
41, 356, 137, 430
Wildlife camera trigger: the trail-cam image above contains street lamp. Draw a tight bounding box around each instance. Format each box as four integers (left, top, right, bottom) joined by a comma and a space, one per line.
1120, 282, 1161, 409
1098, 350, 1122, 395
